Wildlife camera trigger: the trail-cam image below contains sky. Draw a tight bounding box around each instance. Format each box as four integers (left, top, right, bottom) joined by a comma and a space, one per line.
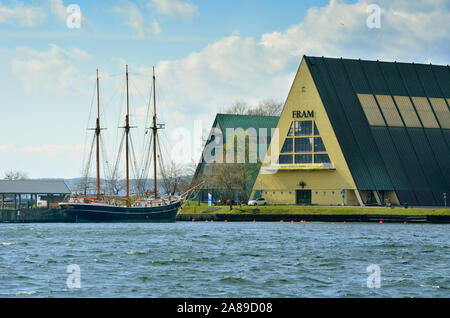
0, 0, 449, 179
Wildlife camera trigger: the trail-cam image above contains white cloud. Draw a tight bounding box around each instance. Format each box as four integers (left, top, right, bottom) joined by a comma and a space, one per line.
148, 0, 198, 20
50, 0, 67, 22
0, 1, 46, 27
113, 1, 161, 37
116, 0, 449, 167
4, 0, 449, 173
10, 44, 91, 94
0, 144, 14, 152
142, 0, 450, 117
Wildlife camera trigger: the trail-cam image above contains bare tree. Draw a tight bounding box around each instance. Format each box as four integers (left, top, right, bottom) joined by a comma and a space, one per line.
204, 162, 237, 203
224, 100, 249, 115
160, 160, 195, 195
233, 161, 259, 203
201, 131, 259, 204
3, 170, 28, 180
249, 99, 283, 116
224, 99, 282, 116
105, 172, 126, 196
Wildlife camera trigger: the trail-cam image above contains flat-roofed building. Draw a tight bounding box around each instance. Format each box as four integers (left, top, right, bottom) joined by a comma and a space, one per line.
0, 180, 71, 209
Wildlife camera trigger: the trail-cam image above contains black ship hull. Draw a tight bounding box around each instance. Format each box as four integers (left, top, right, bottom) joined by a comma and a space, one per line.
60, 201, 180, 223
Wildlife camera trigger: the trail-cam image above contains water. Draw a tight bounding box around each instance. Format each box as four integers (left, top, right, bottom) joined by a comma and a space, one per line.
0, 222, 448, 298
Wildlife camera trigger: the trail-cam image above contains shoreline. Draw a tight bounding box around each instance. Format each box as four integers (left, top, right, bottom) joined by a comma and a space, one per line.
0, 207, 449, 223
177, 213, 450, 223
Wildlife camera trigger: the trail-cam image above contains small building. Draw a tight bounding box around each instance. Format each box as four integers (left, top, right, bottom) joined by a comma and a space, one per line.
250, 56, 449, 207
0, 180, 71, 209
193, 113, 279, 203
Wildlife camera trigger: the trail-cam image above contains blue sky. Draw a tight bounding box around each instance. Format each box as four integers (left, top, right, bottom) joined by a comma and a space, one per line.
0, 0, 449, 179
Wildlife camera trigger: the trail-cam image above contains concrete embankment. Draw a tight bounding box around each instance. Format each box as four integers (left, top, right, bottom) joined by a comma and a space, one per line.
0, 208, 73, 223
1, 208, 449, 223
177, 213, 450, 223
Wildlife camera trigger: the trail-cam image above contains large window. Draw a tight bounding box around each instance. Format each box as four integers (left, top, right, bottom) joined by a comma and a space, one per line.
278, 119, 333, 166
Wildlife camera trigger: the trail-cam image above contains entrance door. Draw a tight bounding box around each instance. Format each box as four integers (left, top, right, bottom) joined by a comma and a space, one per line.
296, 190, 312, 205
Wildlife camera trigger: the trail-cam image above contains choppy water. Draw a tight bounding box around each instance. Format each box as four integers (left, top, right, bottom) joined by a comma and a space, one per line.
0, 222, 449, 298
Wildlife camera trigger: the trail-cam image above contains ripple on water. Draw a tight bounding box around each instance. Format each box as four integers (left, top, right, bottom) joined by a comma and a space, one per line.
219, 276, 252, 285
0, 223, 448, 298
9, 291, 37, 296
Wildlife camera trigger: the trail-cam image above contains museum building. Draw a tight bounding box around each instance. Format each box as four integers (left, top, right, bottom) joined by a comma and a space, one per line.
250, 56, 450, 207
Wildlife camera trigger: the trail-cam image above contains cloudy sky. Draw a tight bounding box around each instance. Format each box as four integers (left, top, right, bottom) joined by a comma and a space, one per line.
0, 0, 449, 179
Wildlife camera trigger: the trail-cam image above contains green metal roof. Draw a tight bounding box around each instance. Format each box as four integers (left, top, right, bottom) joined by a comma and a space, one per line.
305, 56, 450, 206
215, 113, 279, 143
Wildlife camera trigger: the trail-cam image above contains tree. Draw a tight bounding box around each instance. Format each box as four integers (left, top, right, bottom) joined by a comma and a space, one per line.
247, 99, 283, 116
3, 170, 28, 180
224, 99, 282, 116
204, 162, 237, 203
160, 160, 196, 195
224, 100, 249, 115
202, 130, 260, 204
105, 172, 126, 196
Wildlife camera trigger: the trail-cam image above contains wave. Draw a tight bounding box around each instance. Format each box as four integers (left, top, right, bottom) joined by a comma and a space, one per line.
9, 291, 37, 296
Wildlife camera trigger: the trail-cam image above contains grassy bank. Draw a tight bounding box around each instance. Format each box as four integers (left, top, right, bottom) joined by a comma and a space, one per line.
179, 202, 450, 216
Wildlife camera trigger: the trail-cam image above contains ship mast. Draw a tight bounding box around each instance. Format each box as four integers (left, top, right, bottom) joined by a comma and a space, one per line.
125, 65, 131, 206
91, 69, 102, 200
152, 67, 158, 200
96, 69, 101, 200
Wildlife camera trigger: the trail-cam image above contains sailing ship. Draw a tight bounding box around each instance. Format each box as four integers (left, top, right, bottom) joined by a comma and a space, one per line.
60, 66, 201, 222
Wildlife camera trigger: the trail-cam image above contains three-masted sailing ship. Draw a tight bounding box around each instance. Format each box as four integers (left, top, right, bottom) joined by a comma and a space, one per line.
60, 66, 201, 222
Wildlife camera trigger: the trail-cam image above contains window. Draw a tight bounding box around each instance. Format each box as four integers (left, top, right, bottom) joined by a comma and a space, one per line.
314, 122, 320, 136
287, 123, 294, 136
278, 155, 293, 164
314, 154, 331, 163
281, 138, 293, 153
314, 137, 326, 152
295, 138, 313, 153
358, 93, 386, 126
295, 121, 313, 136
295, 154, 312, 164
279, 119, 333, 167
375, 95, 403, 127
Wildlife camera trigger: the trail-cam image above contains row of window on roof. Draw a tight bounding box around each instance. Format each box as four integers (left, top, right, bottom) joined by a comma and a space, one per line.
358, 94, 450, 129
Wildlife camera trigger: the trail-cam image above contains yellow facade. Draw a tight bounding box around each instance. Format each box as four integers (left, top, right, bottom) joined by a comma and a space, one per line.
251, 57, 365, 206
